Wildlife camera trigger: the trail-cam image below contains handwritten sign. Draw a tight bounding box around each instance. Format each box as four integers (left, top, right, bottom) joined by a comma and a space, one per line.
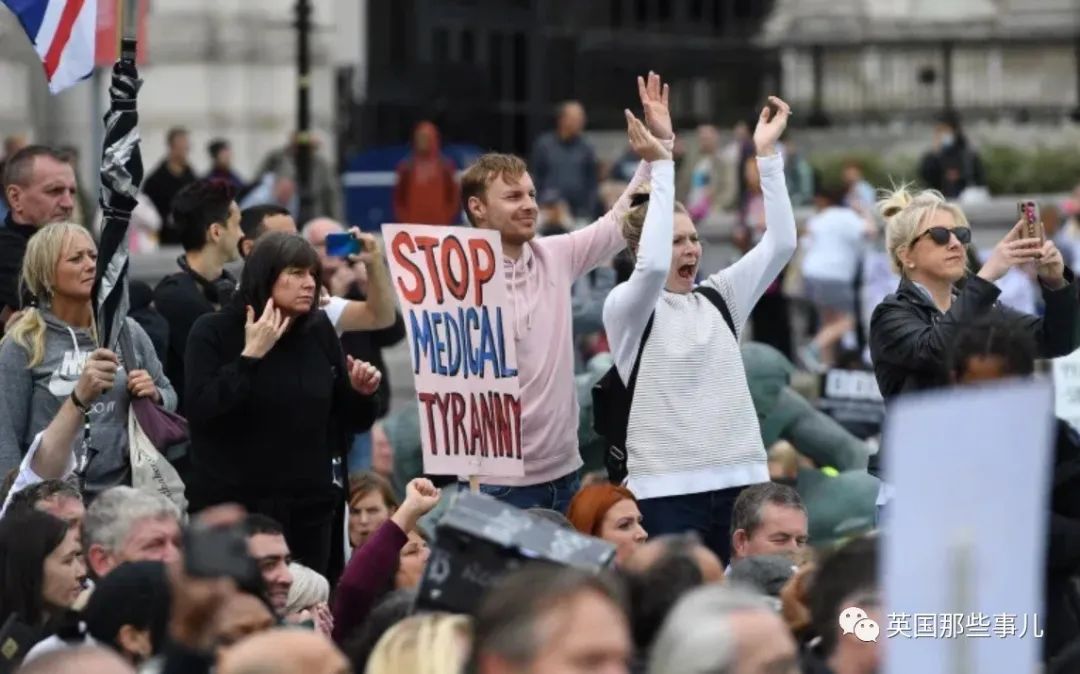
382, 224, 524, 477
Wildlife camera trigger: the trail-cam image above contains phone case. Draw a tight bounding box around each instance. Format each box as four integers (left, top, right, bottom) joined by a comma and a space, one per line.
1018, 201, 1045, 243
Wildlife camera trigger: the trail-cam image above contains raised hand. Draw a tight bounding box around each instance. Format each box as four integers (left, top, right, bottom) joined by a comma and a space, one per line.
241, 299, 291, 359
347, 356, 382, 395
638, 71, 673, 141
392, 478, 442, 533
626, 110, 671, 163
347, 227, 383, 266
74, 348, 119, 406
753, 96, 792, 157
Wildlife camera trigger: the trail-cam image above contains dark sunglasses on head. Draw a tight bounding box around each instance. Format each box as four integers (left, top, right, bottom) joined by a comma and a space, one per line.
912, 225, 971, 246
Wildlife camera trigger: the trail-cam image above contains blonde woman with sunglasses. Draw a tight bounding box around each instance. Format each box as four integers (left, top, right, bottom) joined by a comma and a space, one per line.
869, 187, 1078, 400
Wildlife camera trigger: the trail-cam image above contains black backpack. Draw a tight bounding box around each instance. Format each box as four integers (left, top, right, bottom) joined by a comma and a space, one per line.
591, 286, 735, 484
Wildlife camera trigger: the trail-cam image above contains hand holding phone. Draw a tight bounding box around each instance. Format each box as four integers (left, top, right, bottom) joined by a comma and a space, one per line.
325, 232, 361, 258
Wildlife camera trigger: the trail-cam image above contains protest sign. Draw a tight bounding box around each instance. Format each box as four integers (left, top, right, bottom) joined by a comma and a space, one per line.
1053, 349, 1080, 432
382, 224, 524, 478
882, 380, 1054, 674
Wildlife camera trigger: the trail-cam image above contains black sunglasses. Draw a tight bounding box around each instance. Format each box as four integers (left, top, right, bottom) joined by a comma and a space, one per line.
911, 225, 971, 246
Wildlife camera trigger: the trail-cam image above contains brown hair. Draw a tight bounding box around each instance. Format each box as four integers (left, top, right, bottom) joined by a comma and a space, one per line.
621, 185, 689, 258
460, 153, 528, 226
349, 472, 399, 510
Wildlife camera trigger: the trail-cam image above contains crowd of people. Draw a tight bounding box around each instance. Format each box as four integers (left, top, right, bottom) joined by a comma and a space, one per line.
0, 66, 1078, 674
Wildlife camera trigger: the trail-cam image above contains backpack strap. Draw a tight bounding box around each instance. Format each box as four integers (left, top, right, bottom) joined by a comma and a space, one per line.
626, 312, 656, 393
693, 285, 736, 336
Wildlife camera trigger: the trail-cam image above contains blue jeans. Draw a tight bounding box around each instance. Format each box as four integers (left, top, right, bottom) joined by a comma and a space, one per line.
462, 471, 581, 514
346, 432, 372, 474
637, 485, 748, 565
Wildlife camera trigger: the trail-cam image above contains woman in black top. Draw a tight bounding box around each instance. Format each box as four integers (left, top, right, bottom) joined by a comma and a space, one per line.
184, 233, 382, 576
870, 187, 1079, 400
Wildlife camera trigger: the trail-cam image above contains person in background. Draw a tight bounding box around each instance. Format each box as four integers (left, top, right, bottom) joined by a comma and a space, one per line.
332, 478, 439, 644
729, 482, 808, 566
127, 280, 169, 366
468, 565, 632, 674
801, 535, 880, 674
205, 139, 246, 193
142, 127, 196, 241
218, 629, 350, 674
726, 554, 796, 608
919, 111, 986, 199
783, 137, 815, 208
648, 584, 799, 674
392, 121, 460, 225
257, 131, 342, 221
460, 72, 673, 513
0, 510, 84, 653
2, 478, 83, 529
243, 514, 295, 619
239, 169, 298, 216
799, 186, 874, 371
604, 97, 795, 563
530, 100, 599, 220
682, 123, 737, 225
567, 483, 648, 567
238, 204, 297, 258
869, 187, 1078, 400
841, 161, 876, 216
620, 533, 722, 670
0, 145, 77, 336
285, 562, 332, 634
365, 613, 472, 674
0, 132, 28, 173
81, 560, 171, 670
152, 180, 242, 411
343, 590, 415, 673
82, 487, 182, 580
0, 224, 176, 494
348, 472, 398, 552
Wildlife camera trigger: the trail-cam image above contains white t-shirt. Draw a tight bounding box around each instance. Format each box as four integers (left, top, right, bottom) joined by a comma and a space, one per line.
323, 295, 348, 336
800, 207, 867, 283
0, 432, 74, 518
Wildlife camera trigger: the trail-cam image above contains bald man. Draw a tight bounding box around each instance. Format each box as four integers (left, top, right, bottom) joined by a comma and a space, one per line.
217, 629, 349, 674
19, 647, 134, 674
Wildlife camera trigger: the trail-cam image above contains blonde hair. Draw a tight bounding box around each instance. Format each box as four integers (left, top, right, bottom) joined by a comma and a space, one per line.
365, 613, 472, 674
621, 184, 689, 259
879, 184, 970, 275
2, 222, 95, 367
284, 562, 330, 614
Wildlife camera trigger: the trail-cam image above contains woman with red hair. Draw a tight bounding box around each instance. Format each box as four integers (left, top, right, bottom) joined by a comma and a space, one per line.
567, 484, 648, 565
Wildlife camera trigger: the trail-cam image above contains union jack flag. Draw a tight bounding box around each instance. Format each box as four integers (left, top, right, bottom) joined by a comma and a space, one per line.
2, 0, 97, 93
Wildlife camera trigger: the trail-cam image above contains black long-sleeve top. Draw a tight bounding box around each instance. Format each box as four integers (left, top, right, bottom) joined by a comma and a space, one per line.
183, 303, 379, 507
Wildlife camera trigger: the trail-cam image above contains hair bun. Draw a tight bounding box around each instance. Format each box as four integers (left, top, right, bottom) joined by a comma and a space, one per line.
877, 186, 914, 220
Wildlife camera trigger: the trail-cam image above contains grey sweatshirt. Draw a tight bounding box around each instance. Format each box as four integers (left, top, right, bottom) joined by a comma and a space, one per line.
0, 309, 177, 498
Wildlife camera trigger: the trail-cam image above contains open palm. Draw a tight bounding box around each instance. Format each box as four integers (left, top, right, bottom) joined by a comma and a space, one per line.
638, 71, 673, 140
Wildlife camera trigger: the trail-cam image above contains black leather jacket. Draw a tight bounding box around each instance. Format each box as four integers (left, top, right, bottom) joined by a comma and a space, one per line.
869, 272, 1079, 400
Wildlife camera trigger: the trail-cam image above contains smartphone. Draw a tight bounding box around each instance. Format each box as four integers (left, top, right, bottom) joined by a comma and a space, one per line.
1017, 200, 1045, 243
325, 232, 360, 258
183, 523, 260, 587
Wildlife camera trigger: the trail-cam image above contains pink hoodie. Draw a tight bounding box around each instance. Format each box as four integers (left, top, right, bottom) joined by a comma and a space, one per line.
489, 157, 660, 486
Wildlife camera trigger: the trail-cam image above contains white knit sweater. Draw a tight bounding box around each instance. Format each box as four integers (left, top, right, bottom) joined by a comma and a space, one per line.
602, 154, 797, 500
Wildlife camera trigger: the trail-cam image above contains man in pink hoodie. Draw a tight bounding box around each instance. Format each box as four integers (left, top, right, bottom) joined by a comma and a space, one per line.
456, 72, 674, 512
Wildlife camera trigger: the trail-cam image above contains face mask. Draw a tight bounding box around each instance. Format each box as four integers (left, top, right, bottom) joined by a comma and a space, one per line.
940, 133, 955, 148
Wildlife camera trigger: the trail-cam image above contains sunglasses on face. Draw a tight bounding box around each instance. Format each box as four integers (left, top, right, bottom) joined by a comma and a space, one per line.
911, 225, 971, 246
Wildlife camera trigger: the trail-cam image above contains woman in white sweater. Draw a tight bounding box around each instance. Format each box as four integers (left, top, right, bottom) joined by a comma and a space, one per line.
602, 96, 796, 563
